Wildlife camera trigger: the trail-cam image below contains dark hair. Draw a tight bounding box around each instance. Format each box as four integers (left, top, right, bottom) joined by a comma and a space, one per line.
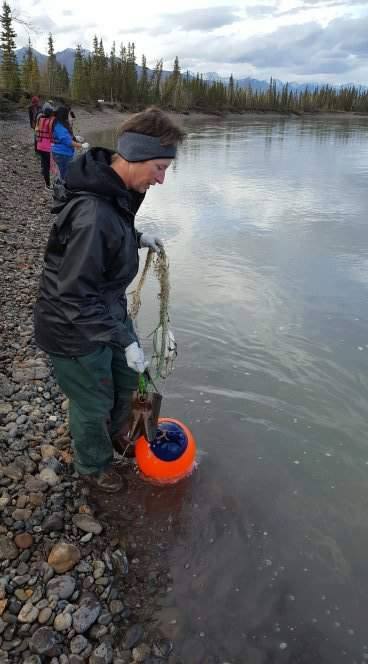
119, 107, 185, 147
55, 106, 72, 134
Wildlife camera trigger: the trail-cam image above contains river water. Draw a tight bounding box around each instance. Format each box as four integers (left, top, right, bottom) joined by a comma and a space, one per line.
88, 116, 368, 664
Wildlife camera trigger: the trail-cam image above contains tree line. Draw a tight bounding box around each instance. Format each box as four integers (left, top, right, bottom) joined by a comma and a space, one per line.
1, 0, 368, 114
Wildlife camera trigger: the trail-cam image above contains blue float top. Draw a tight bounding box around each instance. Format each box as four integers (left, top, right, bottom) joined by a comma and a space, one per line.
151, 421, 188, 461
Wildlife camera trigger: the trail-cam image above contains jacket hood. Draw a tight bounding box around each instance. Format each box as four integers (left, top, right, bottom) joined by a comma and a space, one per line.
52, 147, 145, 217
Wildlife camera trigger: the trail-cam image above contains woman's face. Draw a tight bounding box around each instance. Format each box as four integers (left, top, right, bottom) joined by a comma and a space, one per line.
128, 158, 173, 193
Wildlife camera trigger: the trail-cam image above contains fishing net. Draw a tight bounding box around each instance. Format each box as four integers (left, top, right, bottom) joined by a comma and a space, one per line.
129, 248, 177, 380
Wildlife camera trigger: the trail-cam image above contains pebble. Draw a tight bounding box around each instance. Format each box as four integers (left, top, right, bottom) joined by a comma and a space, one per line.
109, 599, 124, 615
14, 532, 33, 549
29, 626, 60, 656
124, 624, 144, 649
80, 532, 93, 543
39, 468, 60, 487
17, 602, 39, 623
0, 535, 18, 561
70, 634, 89, 654
48, 543, 81, 573
38, 607, 53, 624
72, 595, 101, 633
47, 575, 76, 600
72, 514, 103, 535
89, 641, 113, 664
54, 611, 72, 631
133, 643, 151, 662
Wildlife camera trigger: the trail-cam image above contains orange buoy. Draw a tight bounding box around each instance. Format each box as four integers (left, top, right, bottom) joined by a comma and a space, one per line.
135, 417, 196, 483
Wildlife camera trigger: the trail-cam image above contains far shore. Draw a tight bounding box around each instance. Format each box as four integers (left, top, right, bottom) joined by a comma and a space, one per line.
2, 105, 368, 140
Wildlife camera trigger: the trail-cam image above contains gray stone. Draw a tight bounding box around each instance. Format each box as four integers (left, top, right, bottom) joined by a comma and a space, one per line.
2, 464, 23, 481
112, 652, 131, 664
0, 535, 18, 561
76, 561, 92, 574
54, 611, 72, 631
70, 634, 89, 654
39, 468, 59, 487
17, 603, 39, 624
42, 513, 64, 533
13, 574, 31, 586
23, 656, 42, 664
132, 644, 151, 662
152, 638, 173, 658
25, 478, 48, 493
97, 611, 112, 625
0, 493, 10, 509
69, 656, 84, 664
80, 532, 93, 543
29, 626, 60, 656
72, 595, 101, 633
2, 637, 22, 651
111, 549, 128, 576
73, 514, 103, 535
38, 607, 53, 624
109, 600, 124, 615
12, 508, 32, 521
89, 642, 113, 664
124, 624, 144, 649
47, 575, 76, 600
89, 624, 108, 640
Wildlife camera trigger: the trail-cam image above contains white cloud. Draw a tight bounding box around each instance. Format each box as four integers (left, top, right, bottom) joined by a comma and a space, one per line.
11, 0, 368, 83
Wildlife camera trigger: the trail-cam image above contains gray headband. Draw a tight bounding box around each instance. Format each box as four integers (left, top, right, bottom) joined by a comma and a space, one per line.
117, 132, 177, 162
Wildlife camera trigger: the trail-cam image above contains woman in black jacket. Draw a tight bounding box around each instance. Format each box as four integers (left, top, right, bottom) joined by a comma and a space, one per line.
34, 108, 184, 492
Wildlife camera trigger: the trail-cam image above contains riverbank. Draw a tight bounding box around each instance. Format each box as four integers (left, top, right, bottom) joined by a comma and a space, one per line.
0, 112, 179, 662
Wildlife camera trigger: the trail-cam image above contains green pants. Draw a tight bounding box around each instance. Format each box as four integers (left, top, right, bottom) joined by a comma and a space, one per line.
50, 346, 138, 475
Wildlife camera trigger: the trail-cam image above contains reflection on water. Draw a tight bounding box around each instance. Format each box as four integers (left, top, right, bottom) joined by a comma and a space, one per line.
88, 115, 368, 663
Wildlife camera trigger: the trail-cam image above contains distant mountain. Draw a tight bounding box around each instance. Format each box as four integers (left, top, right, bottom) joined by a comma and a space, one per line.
16, 46, 47, 68
15, 47, 88, 73
14, 48, 367, 92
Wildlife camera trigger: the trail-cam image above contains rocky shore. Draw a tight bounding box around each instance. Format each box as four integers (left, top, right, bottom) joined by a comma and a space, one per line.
0, 111, 178, 663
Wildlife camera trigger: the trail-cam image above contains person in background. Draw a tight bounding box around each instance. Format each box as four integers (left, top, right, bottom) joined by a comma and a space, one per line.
35, 102, 55, 190
34, 107, 185, 493
59, 98, 76, 126
51, 106, 83, 180
28, 95, 41, 129
28, 95, 42, 152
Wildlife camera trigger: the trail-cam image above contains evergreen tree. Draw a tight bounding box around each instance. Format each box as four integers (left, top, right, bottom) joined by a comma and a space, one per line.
162, 56, 182, 108
0, 1, 19, 93
71, 44, 84, 100
30, 53, 40, 94
47, 32, 57, 96
109, 41, 117, 102
137, 53, 149, 106
228, 74, 234, 105
21, 37, 34, 92
125, 42, 137, 105
150, 59, 163, 104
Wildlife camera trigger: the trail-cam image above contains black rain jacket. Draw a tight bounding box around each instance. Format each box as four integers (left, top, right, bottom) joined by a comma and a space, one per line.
34, 147, 145, 356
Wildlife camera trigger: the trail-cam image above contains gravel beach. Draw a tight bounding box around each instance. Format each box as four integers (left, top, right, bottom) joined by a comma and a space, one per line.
0, 108, 180, 664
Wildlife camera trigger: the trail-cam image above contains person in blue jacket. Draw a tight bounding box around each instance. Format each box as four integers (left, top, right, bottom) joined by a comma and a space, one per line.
51, 106, 83, 180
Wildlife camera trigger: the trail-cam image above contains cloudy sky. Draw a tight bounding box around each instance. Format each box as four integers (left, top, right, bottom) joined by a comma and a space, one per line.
12, 0, 368, 84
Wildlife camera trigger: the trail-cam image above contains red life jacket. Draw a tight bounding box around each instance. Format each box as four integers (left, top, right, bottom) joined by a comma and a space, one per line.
36, 116, 55, 152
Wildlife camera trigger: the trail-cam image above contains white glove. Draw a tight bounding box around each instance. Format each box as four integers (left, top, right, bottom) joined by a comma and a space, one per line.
81, 142, 90, 150
75, 135, 84, 142
125, 342, 146, 374
140, 233, 163, 253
